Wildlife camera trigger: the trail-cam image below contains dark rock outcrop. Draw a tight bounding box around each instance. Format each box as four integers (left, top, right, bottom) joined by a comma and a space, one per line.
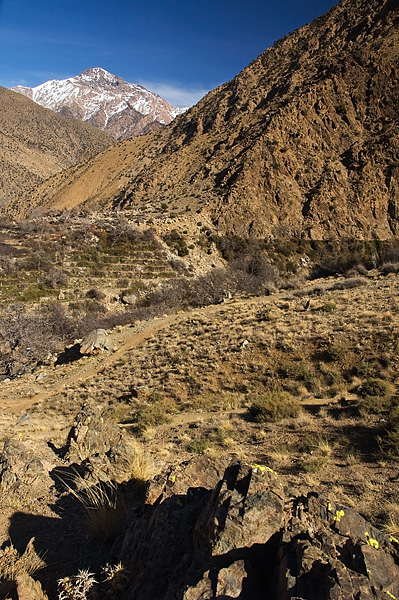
114, 460, 399, 600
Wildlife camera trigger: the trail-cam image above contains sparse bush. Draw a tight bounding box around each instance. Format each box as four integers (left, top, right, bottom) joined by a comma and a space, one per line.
379, 262, 399, 276
378, 407, 399, 458
324, 344, 347, 362
43, 267, 68, 288
279, 360, 316, 387
358, 378, 393, 400
330, 277, 367, 290
358, 378, 395, 414
187, 438, 213, 454
247, 391, 300, 423
163, 230, 189, 257
86, 288, 106, 300
299, 456, 327, 473
136, 401, 173, 432
309, 241, 377, 278
293, 284, 327, 297
319, 301, 336, 312
188, 269, 233, 307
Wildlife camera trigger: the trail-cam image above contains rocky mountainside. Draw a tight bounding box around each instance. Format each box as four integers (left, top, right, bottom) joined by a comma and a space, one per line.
0, 86, 113, 205
11, 68, 188, 140
15, 0, 399, 240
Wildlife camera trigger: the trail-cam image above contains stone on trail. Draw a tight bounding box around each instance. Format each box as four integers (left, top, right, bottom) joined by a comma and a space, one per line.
79, 328, 109, 355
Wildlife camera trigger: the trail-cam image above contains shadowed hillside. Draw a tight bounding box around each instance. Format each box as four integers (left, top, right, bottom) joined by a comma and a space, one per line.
0, 87, 113, 206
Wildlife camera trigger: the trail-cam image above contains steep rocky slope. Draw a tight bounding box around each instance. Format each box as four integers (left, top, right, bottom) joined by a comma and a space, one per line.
0, 87, 113, 205
12, 68, 188, 140
16, 0, 399, 240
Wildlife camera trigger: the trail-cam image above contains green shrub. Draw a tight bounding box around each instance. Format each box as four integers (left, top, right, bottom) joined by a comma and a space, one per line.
299, 456, 327, 473
86, 288, 106, 300
247, 391, 300, 423
163, 230, 189, 257
358, 378, 395, 415
324, 344, 347, 362
279, 360, 316, 384
319, 301, 336, 312
136, 399, 177, 432
358, 378, 393, 399
378, 407, 399, 458
187, 438, 213, 454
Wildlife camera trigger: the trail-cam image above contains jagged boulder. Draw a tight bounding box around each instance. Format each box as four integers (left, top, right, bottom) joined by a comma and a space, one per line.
115, 460, 399, 600
0, 438, 48, 491
144, 455, 228, 505
16, 572, 48, 600
64, 405, 122, 461
79, 328, 109, 355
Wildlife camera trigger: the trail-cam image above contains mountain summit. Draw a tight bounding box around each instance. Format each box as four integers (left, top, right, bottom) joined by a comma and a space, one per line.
11, 68, 188, 139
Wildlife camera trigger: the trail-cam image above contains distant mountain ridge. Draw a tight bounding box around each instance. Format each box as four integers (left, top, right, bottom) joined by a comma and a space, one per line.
11, 68, 188, 140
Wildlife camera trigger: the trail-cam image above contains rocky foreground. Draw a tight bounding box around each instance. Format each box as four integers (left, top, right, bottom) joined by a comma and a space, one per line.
1, 404, 398, 600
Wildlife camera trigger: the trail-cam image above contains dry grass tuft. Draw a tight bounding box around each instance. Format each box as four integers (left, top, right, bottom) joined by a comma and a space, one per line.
344, 451, 361, 466
316, 437, 333, 457
61, 471, 128, 542
382, 501, 399, 540
129, 442, 157, 484
214, 419, 236, 447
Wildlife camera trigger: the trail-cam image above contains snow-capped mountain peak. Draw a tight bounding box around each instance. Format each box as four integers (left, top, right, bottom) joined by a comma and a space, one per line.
11, 68, 189, 139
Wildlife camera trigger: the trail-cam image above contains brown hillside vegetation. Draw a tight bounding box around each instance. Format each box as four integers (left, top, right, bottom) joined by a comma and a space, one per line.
1, 270, 399, 598
13, 0, 399, 240
0, 87, 113, 206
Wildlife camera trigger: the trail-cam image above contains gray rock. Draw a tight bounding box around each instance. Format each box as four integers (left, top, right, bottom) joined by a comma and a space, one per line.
121, 293, 138, 305
79, 328, 108, 355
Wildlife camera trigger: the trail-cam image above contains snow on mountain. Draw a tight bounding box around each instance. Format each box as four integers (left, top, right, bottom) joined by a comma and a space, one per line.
11, 68, 189, 140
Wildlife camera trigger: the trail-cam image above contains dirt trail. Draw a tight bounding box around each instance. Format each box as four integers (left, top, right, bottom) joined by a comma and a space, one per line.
0, 299, 248, 415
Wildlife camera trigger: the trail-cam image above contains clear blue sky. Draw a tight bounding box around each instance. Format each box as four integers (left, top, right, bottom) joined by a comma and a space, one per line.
0, 0, 337, 106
